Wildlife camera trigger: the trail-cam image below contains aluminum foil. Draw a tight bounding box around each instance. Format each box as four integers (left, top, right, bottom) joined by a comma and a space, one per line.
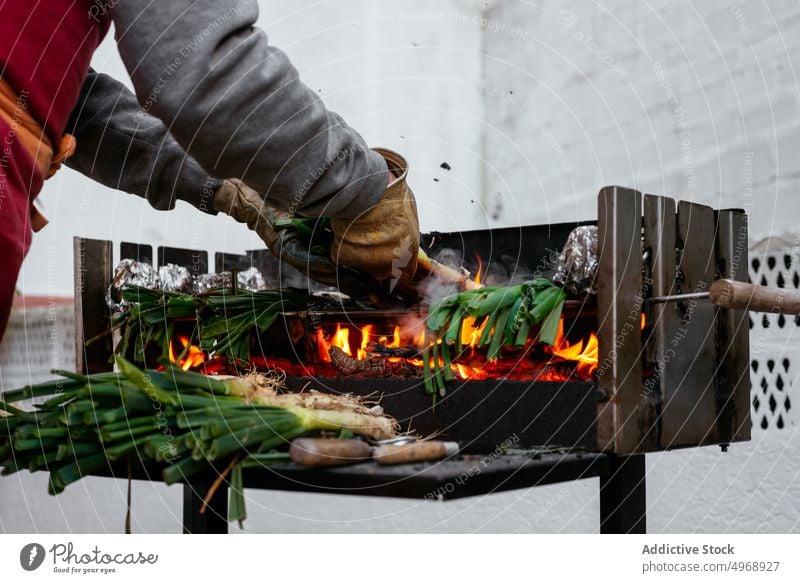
158, 263, 193, 294
109, 258, 267, 301
106, 259, 160, 310
553, 225, 599, 296
194, 272, 232, 293
237, 267, 265, 291
193, 268, 266, 293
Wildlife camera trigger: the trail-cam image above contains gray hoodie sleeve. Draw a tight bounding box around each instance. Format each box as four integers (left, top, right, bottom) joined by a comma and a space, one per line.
65, 69, 223, 214
110, 0, 389, 219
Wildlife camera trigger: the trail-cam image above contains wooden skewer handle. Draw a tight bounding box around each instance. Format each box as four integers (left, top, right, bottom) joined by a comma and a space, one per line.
289, 438, 373, 467
417, 250, 482, 291
710, 279, 800, 315
373, 440, 459, 465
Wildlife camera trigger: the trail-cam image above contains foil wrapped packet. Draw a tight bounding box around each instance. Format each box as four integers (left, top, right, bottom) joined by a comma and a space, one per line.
109, 257, 269, 305
237, 267, 265, 291
193, 268, 266, 293
194, 272, 232, 294
553, 226, 599, 296
158, 263, 194, 294
106, 259, 160, 310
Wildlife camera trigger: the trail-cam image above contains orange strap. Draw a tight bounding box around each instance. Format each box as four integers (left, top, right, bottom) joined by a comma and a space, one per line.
0, 78, 77, 231
0, 80, 77, 180
46, 133, 77, 179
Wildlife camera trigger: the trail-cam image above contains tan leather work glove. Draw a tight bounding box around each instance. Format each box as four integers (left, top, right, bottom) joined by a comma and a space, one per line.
213, 179, 281, 249
331, 148, 420, 292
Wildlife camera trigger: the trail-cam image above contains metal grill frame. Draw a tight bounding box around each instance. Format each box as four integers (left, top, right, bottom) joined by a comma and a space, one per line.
74, 186, 752, 456
596, 186, 751, 454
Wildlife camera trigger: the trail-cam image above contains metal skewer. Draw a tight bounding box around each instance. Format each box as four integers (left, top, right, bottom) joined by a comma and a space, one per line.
648, 291, 710, 304
646, 279, 800, 315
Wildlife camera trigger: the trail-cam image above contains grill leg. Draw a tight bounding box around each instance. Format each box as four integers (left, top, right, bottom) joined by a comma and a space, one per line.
183, 482, 228, 534
599, 454, 646, 534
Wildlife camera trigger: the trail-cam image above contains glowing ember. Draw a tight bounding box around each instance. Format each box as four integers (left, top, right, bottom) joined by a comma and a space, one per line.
169, 336, 205, 371
455, 363, 489, 380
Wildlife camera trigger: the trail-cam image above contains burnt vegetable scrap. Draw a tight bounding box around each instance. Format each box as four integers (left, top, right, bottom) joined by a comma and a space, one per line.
423, 278, 567, 396
0, 357, 396, 524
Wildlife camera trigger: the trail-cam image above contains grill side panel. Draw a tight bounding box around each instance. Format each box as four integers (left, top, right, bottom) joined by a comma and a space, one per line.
596, 186, 644, 454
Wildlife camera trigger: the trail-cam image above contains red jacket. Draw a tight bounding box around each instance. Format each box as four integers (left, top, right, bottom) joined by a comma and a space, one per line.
0, 1, 110, 341
0, 0, 111, 144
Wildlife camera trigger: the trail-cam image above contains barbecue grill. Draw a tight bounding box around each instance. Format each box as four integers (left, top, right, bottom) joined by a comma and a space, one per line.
71, 185, 754, 533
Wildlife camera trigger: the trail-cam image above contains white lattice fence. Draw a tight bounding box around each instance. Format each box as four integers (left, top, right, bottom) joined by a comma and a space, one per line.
749, 246, 800, 432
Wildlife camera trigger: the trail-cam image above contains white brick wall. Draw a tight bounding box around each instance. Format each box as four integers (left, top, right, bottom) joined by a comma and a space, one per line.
481, 0, 800, 247
477, 0, 800, 534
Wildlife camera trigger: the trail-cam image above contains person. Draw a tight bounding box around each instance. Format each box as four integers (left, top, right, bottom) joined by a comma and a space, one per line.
0, 1, 419, 341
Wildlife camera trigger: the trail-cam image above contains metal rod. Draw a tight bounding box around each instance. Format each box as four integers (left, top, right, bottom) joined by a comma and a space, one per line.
600, 454, 647, 534
648, 291, 710, 304
183, 482, 228, 534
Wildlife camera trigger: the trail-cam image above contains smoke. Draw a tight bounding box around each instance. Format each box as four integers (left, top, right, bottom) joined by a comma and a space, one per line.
417, 248, 473, 306
420, 246, 561, 301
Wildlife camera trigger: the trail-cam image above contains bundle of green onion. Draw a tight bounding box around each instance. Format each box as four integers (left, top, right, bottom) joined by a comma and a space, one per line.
114, 286, 316, 364
196, 288, 313, 360
272, 216, 332, 256
423, 278, 567, 395
0, 356, 394, 523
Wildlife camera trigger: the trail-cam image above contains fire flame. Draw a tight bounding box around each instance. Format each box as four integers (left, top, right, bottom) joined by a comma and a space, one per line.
359, 324, 374, 360
315, 262, 623, 381
376, 326, 402, 350
317, 323, 404, 362
458, 258, 487, 350
460, 317, 486, 349
550, 319, 599, 378
333, 325, 351, 356
317, 324, 354, 362
169, 336, 205, 371
547, 313, 644, 379
316, 328, 330, 362
315, 322, 491, 380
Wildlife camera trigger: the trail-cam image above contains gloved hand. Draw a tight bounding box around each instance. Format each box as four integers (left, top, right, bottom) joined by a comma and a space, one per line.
213, 148, 419, 298
212, 179, 385, 299
331, 148, 420, 292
